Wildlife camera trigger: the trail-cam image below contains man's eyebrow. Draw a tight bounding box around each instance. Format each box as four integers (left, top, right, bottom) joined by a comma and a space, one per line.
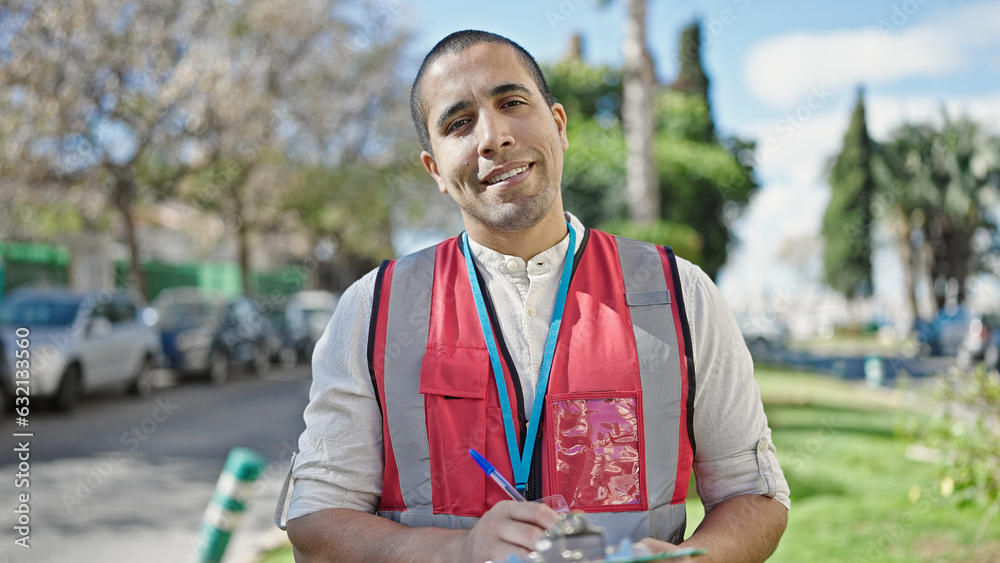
488, 82, 532, 99
436, 101, 470, 132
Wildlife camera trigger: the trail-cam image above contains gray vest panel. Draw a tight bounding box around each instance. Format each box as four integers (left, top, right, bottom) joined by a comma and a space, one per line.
383, 246, 436, 515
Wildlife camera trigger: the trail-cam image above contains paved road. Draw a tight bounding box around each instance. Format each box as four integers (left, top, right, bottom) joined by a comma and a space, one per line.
0, 365, 311, 562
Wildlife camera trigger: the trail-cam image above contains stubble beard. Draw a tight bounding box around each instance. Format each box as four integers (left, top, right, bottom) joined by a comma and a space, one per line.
469, 180, 557, 233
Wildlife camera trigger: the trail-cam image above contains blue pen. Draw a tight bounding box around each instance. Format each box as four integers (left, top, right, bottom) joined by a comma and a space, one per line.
469, 449, 526, 502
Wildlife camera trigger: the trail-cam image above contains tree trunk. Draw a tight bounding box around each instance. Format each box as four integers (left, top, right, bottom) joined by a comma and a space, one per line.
622, 0, 659, 224
946, 226, 972, 305
112, 174, 148, 298
916, 231, 938, 318
892, 213, 919, 321
928, 215, 973, 308
233, 183, 252, 295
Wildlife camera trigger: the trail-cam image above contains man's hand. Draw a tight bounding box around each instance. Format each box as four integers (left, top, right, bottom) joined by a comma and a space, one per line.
288, 502, 558, 563
458, 500, 561, 562
639, 494, 787, 563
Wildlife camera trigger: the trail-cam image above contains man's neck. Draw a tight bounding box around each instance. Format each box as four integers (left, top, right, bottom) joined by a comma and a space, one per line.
465, 208, 569, 262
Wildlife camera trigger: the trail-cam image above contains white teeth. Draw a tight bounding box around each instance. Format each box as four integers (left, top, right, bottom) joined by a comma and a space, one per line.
487, 165, 528, 185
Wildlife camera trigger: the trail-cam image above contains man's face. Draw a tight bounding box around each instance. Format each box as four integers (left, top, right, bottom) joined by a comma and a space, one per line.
419, 43, 569, 235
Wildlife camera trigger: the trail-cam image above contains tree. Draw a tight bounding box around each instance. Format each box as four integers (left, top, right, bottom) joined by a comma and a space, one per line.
873, 123, 938, 319
821, 87, 877, 298
545, 33, 758, 278
171, 0, 411, 294
672, 21, 713, 142
1, 0, 414, 297
0, 0, 219, 296
876, 113, 1000, 313
658, 21, 757, 277
284, 164, 396, 290
924, 114, 999, 308
653, 106, 756, 277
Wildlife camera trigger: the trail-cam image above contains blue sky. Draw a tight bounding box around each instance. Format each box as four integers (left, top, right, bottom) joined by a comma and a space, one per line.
392, 0, 1000, 316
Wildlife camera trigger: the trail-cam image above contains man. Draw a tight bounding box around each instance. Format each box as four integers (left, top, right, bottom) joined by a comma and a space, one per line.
279, 30, 789, 562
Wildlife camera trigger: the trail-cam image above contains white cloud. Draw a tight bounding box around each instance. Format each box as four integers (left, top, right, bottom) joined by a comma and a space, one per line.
866, 90, 1000, 139
719, 177, 830, 310
734, 88, 1000, 256
755, 111, 847, 186
742, 180, 829, 244
743, 1, 1000, 108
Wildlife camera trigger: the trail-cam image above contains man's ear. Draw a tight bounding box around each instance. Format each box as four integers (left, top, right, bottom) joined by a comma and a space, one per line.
421, 150, 448, 194
551, 102, 569, 151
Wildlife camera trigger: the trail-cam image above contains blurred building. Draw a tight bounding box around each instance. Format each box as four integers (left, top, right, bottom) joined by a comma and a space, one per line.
0, 200, 312, 301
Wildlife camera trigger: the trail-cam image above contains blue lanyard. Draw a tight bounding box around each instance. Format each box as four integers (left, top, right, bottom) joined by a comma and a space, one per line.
461, 222, 576, 492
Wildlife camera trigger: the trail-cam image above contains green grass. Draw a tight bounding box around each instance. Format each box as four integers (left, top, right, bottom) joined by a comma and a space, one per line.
256, 366, 1000, 562
751, 366, 999, 562
257, 546, 292, 563
257, 545, 293, 563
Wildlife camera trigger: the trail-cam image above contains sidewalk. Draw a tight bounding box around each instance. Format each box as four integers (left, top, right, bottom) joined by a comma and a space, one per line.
0, 455, 290, 563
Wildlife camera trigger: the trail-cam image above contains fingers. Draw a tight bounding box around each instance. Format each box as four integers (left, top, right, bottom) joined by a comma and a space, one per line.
460, 501, 562, 562
502, 500, 561, 529
487, 501, 559, 551
494, 518, 550, 552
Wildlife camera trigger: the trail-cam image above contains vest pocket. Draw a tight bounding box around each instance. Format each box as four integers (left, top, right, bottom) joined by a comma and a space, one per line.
545, 391, 647, 512
419, 343, 490, 398
419, 343, 490, 516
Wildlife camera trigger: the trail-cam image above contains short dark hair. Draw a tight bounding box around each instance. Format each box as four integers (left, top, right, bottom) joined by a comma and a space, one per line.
410, 30, 555, 154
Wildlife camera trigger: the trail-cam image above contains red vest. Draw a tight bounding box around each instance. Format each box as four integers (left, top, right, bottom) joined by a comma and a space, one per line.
368, 228, 695, 543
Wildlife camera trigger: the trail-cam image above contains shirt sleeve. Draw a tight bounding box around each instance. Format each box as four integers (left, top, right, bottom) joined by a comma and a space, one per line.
678, 259, 790, 513
286, 268, 385, 521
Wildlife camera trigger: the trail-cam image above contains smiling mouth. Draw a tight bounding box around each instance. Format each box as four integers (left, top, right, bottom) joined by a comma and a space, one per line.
485, 165, 530, 185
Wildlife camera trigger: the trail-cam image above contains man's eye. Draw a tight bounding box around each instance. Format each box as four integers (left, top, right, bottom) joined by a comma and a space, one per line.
447, 119, 470, 134
502, 100, 525, 108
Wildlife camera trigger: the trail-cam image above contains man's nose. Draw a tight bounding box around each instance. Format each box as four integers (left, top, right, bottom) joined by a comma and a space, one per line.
476, 110, 514, 158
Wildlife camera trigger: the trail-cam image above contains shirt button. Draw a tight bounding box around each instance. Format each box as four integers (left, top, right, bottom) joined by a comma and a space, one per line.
528, 307, 538, 317
506, 260, 519, 271
759, 440, 768, 452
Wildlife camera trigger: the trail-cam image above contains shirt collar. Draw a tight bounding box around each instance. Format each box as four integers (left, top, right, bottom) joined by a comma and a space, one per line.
466, 212, 585, 276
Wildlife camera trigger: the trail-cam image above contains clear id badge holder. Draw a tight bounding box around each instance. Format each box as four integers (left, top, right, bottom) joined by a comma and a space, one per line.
548, 395, 643, 509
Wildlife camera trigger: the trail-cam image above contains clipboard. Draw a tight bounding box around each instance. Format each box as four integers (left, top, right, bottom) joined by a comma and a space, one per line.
602, 546, 708, 562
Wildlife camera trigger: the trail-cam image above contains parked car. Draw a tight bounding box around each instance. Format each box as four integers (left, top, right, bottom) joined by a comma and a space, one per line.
956, 313, 1000, 371
0, 287, 162, 411
734, 313, 788, 359
153, 289, 279, 385
916, 306, 972, 357
277, 290, 339, 365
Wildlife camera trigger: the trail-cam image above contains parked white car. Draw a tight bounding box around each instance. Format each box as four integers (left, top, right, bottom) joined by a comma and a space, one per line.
734, 313, 788, 359
0, 288, 162, 411
277, 290, 339, 365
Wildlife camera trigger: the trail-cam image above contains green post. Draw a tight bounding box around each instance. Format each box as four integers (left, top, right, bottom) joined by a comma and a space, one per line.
196, 447, 267, 563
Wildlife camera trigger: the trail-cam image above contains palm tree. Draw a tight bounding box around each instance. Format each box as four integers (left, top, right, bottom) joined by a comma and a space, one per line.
875, 123, 937, 319
620, 0, 659, 223
876, 113, 1000, 314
